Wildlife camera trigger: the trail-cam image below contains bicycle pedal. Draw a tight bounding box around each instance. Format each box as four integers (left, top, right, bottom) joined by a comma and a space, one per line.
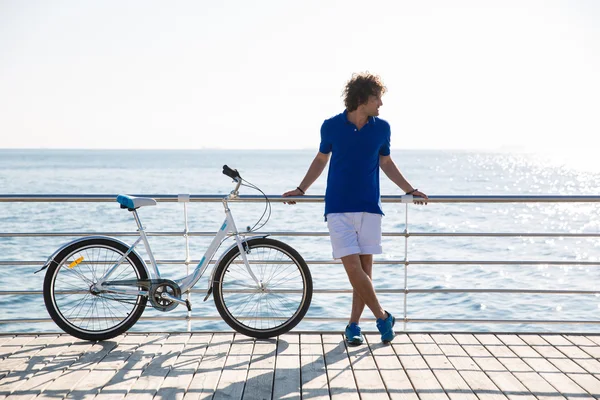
185, 299, 192, 312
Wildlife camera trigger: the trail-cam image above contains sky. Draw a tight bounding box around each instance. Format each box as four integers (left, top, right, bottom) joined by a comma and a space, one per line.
0, 0, 599, 151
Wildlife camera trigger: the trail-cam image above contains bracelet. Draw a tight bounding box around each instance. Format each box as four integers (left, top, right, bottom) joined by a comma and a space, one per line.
406, 188, 418, 195
296, 186, 305, 194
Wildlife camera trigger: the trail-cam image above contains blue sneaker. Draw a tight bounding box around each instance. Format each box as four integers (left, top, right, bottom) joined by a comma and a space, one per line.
345, 322, 364, 345
376, 311, 395, 343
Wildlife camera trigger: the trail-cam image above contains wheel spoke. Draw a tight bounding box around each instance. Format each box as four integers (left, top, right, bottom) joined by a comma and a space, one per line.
49, 242, 145, 338
217, 242, 310, 335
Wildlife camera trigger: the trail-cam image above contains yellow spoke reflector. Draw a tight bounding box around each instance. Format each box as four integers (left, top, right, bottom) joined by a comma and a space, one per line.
68, 257, 84, 269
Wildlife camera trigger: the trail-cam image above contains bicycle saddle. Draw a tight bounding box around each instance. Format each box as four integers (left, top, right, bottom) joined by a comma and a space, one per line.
116, 195, 157, 210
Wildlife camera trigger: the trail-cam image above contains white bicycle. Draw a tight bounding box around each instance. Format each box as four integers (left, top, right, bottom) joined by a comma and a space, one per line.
39, 165, 313, 341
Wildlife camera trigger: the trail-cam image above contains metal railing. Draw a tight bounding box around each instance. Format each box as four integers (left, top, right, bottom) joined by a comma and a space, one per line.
1, 194, 600, 331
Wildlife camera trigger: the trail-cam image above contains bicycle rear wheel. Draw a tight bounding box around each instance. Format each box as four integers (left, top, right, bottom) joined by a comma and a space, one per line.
43, 238, 148, 341
213, 238, 312, 338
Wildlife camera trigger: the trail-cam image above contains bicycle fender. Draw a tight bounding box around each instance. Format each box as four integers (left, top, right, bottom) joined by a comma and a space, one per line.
34, 236, 150, 276
203, 234, 269, 301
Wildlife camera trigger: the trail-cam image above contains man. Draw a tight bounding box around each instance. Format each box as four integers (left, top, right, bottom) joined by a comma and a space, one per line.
283, 73, 428, 344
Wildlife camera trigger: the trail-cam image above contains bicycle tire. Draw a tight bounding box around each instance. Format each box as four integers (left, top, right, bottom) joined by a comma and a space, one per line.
43, 238, 148, 341
213, 238, 312, 338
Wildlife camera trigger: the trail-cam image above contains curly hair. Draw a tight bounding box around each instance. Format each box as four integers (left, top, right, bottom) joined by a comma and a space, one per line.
343, 72, 387, 112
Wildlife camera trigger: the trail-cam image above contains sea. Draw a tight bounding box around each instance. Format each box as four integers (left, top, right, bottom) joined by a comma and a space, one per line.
1, 148, 600, 334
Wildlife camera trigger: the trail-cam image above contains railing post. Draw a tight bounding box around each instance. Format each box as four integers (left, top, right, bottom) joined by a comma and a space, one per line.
178, 194, 192, 331
403, 201, 409, 330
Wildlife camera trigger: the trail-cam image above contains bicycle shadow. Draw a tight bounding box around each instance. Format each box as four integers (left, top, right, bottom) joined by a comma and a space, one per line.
0, 333, 378, 399
152, 334, 371, 400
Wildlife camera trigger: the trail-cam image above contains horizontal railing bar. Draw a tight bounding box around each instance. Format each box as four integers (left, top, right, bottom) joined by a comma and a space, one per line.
0, 232, 202, 237
0, 232, 330, 237
1, 331, 599, 336
406, 319, 600, 324
410, 232, 600, 237
2, 317, 600, 325
0, 317, 221, 324
407, 289, 600, 294
3, 260, 599, 266
3, 288, 600, 296
407, 260, 600, 265
2, 231, 599, 238
2, 194, 600, 203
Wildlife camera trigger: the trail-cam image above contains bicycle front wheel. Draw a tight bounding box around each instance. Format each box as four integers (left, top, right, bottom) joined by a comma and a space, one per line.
213, 238, 312, 338
43, 238, 148, 341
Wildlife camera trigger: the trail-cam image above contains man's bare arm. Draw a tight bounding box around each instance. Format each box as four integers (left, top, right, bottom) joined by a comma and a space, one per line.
379, 155, 413, 192
380, 154, 428, 203
298, 152, 330, 192
282, 152, 330, 203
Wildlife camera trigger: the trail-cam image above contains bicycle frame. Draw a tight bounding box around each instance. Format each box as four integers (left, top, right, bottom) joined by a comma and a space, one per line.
95, 182, 261, 297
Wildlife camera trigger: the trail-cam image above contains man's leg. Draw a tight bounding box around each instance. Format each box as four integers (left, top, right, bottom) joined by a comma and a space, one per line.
349, 254, 373, 324
341, 253, 386, 320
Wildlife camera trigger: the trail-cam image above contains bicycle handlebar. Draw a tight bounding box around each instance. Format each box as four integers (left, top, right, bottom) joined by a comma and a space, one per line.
222, 165, 241, 180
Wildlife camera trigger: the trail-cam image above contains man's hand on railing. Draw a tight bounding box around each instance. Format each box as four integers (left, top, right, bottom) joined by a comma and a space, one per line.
282, 188, 304, 205
411, 190, 429, 205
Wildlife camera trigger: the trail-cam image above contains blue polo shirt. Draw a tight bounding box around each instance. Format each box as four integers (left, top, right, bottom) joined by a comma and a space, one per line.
319, 110, 391, 218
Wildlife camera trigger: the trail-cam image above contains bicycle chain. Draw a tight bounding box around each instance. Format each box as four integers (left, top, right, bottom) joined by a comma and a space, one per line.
94, 278, 183, 310
94, 293, 140, 306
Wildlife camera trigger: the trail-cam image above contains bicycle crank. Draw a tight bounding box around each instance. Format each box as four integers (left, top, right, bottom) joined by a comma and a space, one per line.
103, 278, 191, 312
148, 280, 191, 312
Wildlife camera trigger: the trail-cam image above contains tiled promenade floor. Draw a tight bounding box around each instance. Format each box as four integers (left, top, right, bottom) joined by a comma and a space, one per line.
2, 332, 600, 399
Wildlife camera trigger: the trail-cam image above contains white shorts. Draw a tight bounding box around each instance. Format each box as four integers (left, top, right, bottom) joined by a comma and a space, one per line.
326, 212, 383, 259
